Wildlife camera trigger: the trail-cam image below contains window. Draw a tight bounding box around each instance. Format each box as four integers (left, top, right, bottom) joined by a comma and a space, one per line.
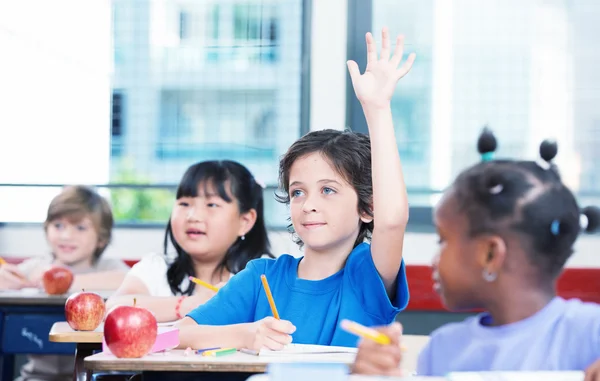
109, 0, 308, 224
349, 0, 600, 209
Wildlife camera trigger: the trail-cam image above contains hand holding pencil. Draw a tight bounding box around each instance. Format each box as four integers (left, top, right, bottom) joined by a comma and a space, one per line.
241, 274, 296, 352
0, 258, 33, 290
351, 321, 404, 377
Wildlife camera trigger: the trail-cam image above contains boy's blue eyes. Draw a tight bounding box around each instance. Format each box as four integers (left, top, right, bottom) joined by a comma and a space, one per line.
290, 187, 336, 197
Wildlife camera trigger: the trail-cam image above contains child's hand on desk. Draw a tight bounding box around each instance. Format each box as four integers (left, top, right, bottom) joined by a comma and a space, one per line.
352, 322, 403, 377
586, 359, 600, 381
245, 316, 296, 351
0, 264, 35, 289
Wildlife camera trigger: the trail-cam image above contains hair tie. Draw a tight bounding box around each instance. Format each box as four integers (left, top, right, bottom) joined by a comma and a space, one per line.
550, 219, 560, 236
477, 127, 497, 162
481, 152, 494, 162
580, 214, 589, 232
538, 139, 558, 171
489, 184, 503, 195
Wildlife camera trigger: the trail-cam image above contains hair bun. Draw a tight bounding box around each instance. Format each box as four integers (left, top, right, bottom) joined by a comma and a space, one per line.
539, 140, 558, 162
477, 126, 497, 161
581, 206, 600, 233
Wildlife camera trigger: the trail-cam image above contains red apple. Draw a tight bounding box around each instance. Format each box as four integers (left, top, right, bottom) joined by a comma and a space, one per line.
104, 299, 157, 358
65, 290, 105, 331
42, 266, 74, 295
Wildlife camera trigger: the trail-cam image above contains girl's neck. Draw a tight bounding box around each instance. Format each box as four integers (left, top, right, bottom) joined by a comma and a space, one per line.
485, 284, 555, 326
298, 239, 357, 280
192, 258, 228, 284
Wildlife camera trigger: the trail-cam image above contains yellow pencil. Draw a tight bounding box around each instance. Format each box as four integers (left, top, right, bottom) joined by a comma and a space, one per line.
260, 274, 280, 320
0, 258, 7, 266
340, 319, 391, 345
188, 276, 219, 292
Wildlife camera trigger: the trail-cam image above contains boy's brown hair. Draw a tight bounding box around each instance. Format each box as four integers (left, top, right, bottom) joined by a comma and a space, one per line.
44, 185, 114, 261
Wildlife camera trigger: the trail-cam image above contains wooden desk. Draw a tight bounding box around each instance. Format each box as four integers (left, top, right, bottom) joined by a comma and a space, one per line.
247, 376, 443, 381
0, 290, 111, 381
85, 349, 356, 381
49, 321, 104, 343
0, 290, 74, 380
49, 321, 104, 381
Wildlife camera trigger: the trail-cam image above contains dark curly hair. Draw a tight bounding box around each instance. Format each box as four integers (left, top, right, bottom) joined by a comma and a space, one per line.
452, 128, 600, 278
276, 129, 374, 248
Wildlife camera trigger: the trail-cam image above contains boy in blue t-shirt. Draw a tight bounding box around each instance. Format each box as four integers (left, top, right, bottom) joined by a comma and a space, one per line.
177, 27, 416, 351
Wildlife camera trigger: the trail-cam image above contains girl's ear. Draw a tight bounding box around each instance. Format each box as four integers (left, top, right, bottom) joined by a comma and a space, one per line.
476, 235, 507, 274
238, 208, 258, 236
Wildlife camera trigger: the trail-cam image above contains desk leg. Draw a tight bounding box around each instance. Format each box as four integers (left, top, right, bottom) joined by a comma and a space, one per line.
0, 353, 15, 381
73, 343, 96, 381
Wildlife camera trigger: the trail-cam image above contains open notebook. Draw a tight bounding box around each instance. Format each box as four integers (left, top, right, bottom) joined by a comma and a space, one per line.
445, 371, 584, 381
242, 344, 357, 356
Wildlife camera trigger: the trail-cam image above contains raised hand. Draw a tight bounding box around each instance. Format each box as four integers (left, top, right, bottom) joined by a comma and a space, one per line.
347, 27, 416, 109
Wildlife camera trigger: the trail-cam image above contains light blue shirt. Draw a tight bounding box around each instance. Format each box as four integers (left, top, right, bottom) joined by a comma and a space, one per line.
418, 297, 600, 375
187, 242, 409, 347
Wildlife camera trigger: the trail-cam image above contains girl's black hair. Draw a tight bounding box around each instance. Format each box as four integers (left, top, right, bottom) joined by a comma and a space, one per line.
451, 128, 600, 279
165, 160, 272, 295
275, 129, 374, 248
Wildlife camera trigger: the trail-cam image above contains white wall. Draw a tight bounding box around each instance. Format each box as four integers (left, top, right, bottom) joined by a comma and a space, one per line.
0, 0, 111, 222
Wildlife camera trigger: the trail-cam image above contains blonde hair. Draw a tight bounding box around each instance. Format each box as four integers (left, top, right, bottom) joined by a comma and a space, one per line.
44, 185, 113, 261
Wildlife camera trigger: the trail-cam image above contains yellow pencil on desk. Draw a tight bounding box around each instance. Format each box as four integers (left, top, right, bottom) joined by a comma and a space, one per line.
188, 276, 219, 292
341, 319, 407, 351
260, 274, 280, 320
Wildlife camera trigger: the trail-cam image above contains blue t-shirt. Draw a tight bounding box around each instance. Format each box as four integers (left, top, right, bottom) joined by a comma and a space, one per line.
417, 297, 600, 376
187, 242, 409, 347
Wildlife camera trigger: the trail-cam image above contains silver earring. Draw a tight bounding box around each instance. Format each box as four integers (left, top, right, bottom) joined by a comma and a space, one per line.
482, 269, 497, 282
240, 235, 245, 241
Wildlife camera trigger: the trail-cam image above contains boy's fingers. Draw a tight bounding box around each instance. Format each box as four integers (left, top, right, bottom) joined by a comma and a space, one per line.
262, 336, 287, 351
265, 328, 293, 346
372, 322, 402, 344
267, 318, 296, 334
354, 361, 385, 375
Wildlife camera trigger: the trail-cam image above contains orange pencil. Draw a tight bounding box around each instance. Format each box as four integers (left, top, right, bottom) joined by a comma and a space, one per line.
260, 274, 280, 320
188, 276, 219, 292
0, 258, 7, 266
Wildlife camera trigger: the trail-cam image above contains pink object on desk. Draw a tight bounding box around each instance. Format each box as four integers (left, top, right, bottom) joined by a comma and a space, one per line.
102, 326, 179, 355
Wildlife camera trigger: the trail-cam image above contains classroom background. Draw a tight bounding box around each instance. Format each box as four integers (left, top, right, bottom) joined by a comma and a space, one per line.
1, 0, 599, 334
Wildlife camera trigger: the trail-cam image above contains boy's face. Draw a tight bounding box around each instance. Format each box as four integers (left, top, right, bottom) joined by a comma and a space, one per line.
45, 216, 100, 267
288, 152, 372, 253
